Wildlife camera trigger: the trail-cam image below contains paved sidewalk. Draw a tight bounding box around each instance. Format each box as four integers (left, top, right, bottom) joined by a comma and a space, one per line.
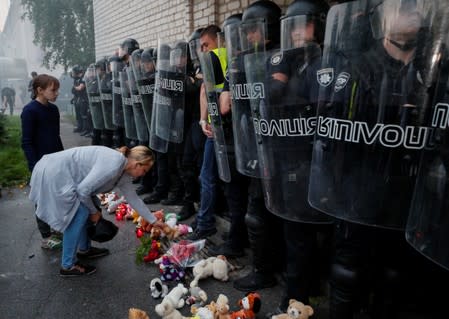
0, 113, 295, 319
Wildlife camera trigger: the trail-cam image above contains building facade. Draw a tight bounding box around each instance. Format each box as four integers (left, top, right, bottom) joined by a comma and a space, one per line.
93, 0, 291, 59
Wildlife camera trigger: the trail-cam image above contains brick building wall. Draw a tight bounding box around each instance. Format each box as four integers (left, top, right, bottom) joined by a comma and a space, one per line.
93, 0, 291, 60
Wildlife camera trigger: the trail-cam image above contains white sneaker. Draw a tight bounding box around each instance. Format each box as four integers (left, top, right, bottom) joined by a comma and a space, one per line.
41, 236, 62, 250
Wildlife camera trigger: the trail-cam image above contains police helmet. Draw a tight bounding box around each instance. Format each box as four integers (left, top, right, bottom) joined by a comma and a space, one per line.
242, 0, 281, 45
71, 64, 84, 78
120, 38, 140, 56
223, 13, 243, 29
72, 64, 84, 74
189, 28, 204, 62
141, 47, 155, 63
95, 57, 109, 72
281, 0, 329, 48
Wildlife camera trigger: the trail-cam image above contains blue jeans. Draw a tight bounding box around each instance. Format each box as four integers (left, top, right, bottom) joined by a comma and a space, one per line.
196, 138, 218, 231
61, 203, 91, 269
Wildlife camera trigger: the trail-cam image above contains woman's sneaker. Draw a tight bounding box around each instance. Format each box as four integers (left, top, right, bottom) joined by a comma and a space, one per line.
77, 247, 110, 259
41, 235, 62, 250
60, 262, 96, 277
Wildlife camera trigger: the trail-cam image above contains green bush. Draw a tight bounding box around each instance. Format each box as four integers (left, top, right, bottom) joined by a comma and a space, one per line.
0, 115, 30, 187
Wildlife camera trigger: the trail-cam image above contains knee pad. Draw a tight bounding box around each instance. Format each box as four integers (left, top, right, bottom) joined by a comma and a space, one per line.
330, 263, 360, 292
245, 210, 265, 232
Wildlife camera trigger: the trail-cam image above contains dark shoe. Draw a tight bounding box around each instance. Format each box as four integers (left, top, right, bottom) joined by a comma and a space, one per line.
208, 243, 244, 258
80, 130, 90, 136
60, 262, 96, 277
143, 192, 167, 204
160, 196, 184, 206
187, 227, 217, 240
77, 247, 110, 259
233, 270, 277, 291
136, 185, 152, 196
177, 203, 196, 221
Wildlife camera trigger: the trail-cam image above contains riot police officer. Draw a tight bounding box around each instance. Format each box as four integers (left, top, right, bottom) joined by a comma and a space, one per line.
119, 38, 140, 148
309, 0, 446, 317
214, 1, 284, 281
96, 57, 114, 147
71, 65, 91, 136
261, 0, 334, 312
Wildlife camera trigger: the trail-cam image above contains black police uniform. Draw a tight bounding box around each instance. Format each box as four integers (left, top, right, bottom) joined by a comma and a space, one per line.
264, 43, 334, 307
316, 40, 431, 319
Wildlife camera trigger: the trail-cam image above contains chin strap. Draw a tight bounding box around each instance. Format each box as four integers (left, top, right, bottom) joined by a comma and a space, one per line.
388, 38, 417, 52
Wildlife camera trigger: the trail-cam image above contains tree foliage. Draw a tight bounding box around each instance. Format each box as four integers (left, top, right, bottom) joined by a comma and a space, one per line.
21, 0, 95, 71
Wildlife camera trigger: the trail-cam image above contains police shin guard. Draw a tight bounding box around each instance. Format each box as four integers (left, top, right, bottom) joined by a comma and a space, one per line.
329, 263, 360, 319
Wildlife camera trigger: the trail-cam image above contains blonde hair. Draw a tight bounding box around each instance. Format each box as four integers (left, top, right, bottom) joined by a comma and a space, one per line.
117, 145, 154, 166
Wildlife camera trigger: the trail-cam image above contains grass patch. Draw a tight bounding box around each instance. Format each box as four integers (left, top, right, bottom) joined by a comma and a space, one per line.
0, 114, 30, 187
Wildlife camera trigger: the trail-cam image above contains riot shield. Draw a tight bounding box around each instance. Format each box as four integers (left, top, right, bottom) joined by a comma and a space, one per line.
198, 50, 231, 182
128, 51, 149, 142
84, 66, 105, 130
133, 48, 155, 137
257, 16, 332, 223
98, 69, 115, 130
119, 70, 138, 140
406, 7, 449, 270
308, 0, 441, 229
224, 21, 263, 178
111, 58, 124, 127
150, 40, 187, 152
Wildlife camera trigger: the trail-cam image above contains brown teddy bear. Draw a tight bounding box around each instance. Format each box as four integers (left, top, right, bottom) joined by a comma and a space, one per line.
271, 299, 314, 319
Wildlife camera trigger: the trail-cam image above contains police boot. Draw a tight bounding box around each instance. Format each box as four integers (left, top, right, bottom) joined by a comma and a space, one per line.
233, 209, 277, 292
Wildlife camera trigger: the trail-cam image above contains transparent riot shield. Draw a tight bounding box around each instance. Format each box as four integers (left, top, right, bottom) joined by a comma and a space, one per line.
406, 8, 449, 270
84, 66, 105, 130
224, 21, 263, 178
128, 50, 149, 142
111, 59, 124, 128
257, 15, 332, 223
98, 69, 115, 130
150, 40, 187, 152
199, 50, 231, 182
308, 0, 441, 229
133, 48, 155, 137
120, 70, 138, 140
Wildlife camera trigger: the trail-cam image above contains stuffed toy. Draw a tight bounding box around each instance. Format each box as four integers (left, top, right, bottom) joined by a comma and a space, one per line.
144, 240, 161, 263
165, 212, 178, 228
195, 306, 215, 319
155, 255, 186, 282
160, 283, 188, 309
230, 292, 261, 319
175, 224, 192, 238
215, 294, 230, 319
107, 195, 126, 213
185, 286, 208, 311
190, 255, 229, 287
150, 277, 169, 299
155, 299, 183, 319
128, 308, 150, 319
271, 299, 314, 319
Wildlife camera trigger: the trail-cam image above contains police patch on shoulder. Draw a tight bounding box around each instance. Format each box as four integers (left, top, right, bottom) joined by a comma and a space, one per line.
271, 52, 283, 65
317, 68, 334, 87
334, 72, 350, 92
